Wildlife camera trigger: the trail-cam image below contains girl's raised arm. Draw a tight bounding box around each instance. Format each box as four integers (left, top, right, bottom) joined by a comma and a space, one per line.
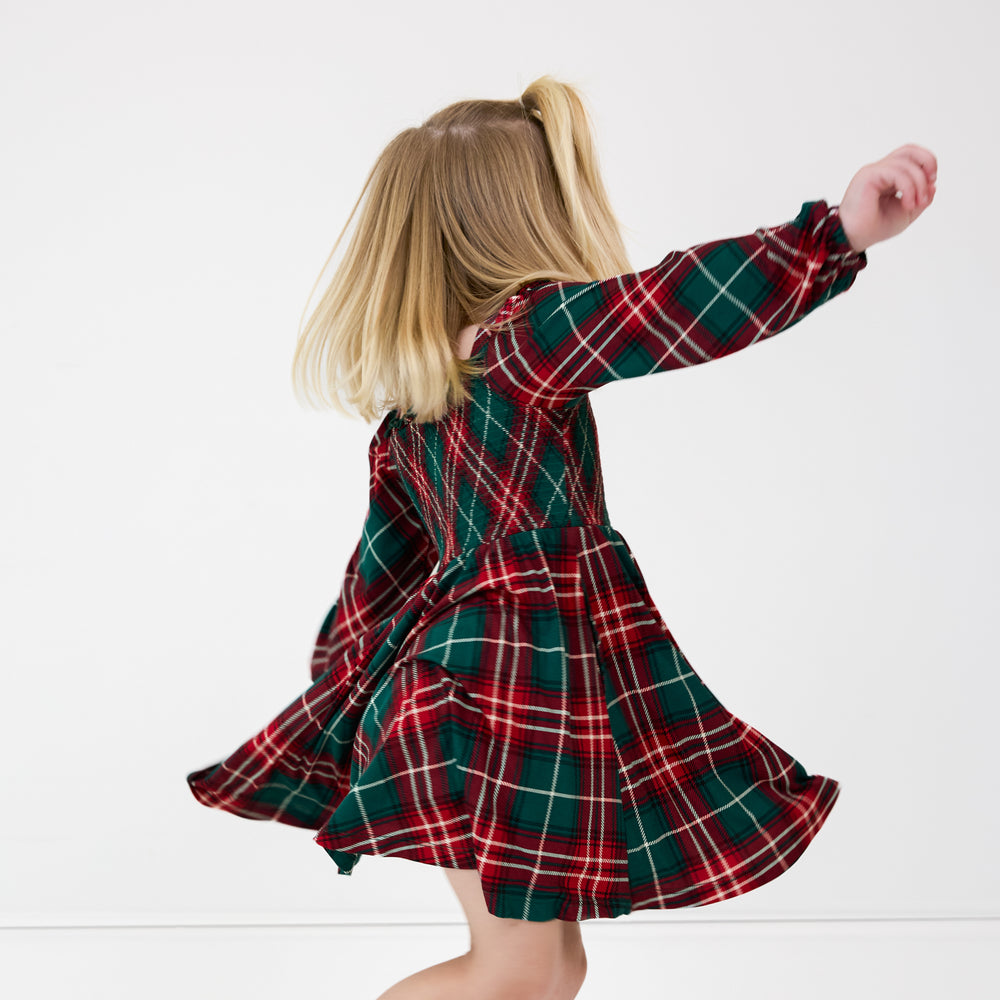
310, 420, 436, 682
489, 199, 867, 409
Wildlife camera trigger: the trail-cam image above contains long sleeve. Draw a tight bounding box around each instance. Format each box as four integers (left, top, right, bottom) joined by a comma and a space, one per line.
310, 419, 437, 682
488, 200, 868, 408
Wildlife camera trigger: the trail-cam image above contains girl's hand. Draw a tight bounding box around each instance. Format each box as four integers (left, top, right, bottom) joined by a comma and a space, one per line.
837, 144, 938, 254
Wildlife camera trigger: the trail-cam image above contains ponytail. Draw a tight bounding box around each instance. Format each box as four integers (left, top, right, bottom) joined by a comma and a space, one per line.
520, 76, 631, 278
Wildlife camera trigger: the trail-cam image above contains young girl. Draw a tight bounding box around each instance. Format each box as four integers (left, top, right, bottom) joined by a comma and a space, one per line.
188, 75, 936, 1000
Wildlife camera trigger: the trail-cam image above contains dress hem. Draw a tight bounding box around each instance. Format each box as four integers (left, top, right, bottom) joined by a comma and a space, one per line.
313, 774, 841, 922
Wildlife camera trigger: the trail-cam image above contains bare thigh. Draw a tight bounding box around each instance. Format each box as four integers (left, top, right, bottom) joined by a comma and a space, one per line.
443, 866, 586, 994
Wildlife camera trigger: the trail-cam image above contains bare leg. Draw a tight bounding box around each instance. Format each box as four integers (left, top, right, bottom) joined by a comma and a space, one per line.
374, 866, 587, 1000
373, 951, 476, 1000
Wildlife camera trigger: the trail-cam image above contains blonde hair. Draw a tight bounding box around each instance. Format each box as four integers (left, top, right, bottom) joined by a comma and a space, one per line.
291, 75, 632, 425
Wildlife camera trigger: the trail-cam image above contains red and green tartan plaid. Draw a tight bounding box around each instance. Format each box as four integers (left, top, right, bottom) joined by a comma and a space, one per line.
188, 199, 866, 921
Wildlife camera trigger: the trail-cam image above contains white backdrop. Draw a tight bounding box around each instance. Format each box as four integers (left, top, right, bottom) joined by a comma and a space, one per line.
1, 0, 996, 934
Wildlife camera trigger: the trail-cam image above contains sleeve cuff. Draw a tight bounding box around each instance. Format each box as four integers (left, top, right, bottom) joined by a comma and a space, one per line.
829, 204, 867, 263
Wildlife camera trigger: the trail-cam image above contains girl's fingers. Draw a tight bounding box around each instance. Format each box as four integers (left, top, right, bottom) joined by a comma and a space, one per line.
898, 170, 918, 212
893, 144, 938, 183
872, 160, 915, 208
892, 156, 930, 210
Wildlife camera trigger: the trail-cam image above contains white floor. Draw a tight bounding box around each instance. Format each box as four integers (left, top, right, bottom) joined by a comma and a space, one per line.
1, 918, 995, 999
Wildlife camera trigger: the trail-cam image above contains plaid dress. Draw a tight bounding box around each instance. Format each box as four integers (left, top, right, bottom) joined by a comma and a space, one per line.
187, 199, 868, 922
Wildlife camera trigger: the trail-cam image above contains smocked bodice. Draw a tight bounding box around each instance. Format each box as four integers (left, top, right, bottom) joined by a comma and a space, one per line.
386, 370, 611, 568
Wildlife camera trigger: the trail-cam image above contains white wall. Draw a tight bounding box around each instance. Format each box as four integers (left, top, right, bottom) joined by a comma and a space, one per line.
1, 0, 996, 990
